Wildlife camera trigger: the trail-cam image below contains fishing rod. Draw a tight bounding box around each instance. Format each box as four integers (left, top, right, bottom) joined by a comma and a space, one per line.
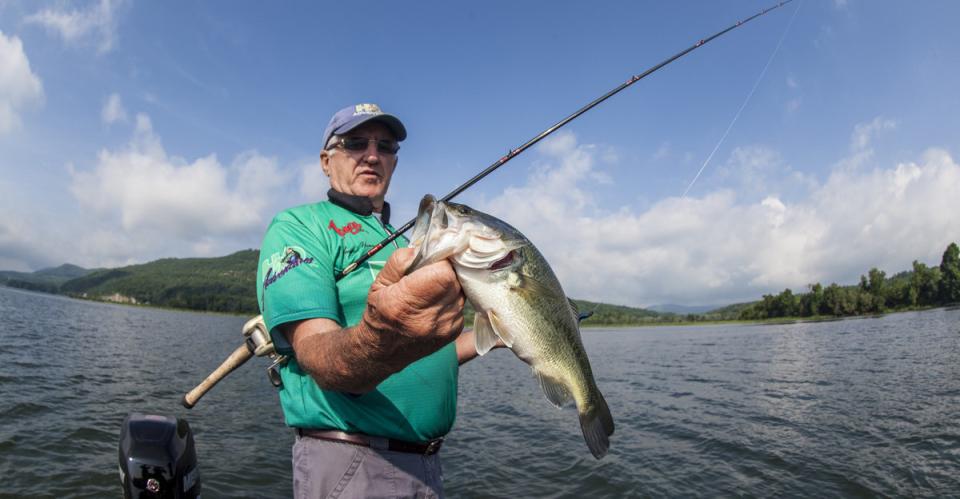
338, 0, 795, 280
181, 0, 794, 409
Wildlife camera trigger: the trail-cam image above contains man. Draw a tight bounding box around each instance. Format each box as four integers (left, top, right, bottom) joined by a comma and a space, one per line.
256, 103, 488, 498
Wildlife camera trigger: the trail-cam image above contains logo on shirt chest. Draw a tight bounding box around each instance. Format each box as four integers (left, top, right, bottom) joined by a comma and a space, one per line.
329, 220, 363, 237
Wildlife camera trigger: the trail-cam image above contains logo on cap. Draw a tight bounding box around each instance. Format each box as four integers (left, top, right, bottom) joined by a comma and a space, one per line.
354, 103, 382, 116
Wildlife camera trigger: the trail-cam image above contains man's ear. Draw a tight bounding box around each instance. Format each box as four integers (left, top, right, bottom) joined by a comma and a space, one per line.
319, 151, 331, 176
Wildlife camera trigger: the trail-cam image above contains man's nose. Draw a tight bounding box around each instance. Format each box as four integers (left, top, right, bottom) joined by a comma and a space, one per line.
362, 142, 381, 162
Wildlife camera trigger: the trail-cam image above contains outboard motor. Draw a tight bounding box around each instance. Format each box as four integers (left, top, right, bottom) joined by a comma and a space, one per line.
118, 413, 200, 498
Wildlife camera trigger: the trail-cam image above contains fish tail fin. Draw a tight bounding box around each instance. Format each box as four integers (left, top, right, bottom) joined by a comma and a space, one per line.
578, 391, 615, 459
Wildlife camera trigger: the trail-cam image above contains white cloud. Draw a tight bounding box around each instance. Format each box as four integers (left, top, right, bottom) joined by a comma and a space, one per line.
834, 0, 848, 9
0, 213, 55, 271
0, 30, 44, 134
851, 117, 896, 151
716, 146, 818, 201
101, 93, 126, 124
477, 129, 960, 308
69, 113, 288, 247
839, 116, 896, 171
24, 0, 123, 53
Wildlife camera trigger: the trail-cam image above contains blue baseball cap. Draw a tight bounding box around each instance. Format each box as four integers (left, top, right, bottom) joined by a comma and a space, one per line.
321, 103, 407, 149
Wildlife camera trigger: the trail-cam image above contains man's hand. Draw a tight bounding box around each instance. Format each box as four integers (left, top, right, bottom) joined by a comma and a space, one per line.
360, 248, 465, 365
285, 248, 465, 393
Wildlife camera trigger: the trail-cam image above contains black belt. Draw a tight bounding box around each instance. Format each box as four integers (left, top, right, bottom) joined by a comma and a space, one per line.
295, 429, 444, 456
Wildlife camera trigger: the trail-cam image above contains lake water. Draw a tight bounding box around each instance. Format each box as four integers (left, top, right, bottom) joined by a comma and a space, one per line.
1, 285, 958, 497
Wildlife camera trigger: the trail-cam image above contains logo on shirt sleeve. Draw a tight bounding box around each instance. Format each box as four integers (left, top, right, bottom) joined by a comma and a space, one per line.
262, 246, 315, 289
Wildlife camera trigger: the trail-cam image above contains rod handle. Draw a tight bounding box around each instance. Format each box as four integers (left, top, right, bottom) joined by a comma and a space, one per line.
181, 344, 253, 409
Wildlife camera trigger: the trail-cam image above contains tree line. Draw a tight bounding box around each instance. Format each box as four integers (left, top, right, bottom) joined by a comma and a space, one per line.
738, 242, 960, 320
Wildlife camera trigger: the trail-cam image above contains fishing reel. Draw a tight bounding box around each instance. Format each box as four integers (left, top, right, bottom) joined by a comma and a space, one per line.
181, 315, 287, 409
241, 315, 288, 388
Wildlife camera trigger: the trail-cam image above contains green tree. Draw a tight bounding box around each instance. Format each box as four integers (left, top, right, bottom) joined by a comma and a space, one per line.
822, 283, 850, 316
799, 282, 824, 317
940, 242, 960, 304
767, 288, 799, 317
911, 260, 942, 305
867, 267, 887, 311
908, 260, 925, 306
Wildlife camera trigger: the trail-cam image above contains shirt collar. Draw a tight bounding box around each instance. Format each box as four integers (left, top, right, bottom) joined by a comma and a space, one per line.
327, 189, 391, 225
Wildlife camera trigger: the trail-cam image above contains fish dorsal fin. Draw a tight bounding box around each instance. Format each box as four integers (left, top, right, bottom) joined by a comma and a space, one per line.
473, 309, 514, 356
535, 370, 573, 409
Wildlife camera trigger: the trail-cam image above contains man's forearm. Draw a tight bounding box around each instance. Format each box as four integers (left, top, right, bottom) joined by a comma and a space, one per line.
287, 316, 448, 393
286, 320, 406, 393
284, 249, 465, 392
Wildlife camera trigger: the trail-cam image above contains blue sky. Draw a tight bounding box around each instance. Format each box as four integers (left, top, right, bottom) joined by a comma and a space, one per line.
1, 0, 958, 307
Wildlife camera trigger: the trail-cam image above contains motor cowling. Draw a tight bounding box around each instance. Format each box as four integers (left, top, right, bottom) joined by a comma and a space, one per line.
118, 413, 200, 499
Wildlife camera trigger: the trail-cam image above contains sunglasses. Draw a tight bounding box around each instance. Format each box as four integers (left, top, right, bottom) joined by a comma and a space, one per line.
328, 137, 401, 155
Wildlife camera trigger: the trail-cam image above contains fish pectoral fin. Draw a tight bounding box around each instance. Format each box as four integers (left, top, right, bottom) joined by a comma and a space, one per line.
473, 311, 499, 356
486, 309, 514, 348
535, 371, 573, 409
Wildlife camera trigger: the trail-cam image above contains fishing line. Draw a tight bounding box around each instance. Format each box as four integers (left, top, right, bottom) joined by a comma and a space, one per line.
182, 0, 798, 409
682, 0, 802, 198
337, 0, 795, 281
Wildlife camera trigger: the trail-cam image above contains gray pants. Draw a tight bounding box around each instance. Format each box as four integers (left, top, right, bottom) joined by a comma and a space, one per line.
292, 434, 444, 499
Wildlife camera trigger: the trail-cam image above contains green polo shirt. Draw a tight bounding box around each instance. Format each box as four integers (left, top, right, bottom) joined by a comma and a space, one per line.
256, 200, 458, 442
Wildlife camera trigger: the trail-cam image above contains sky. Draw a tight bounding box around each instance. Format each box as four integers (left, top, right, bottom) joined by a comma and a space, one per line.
1, 0, 958, 308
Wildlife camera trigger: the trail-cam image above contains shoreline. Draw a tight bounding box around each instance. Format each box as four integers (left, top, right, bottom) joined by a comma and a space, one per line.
3, 284, 950, 327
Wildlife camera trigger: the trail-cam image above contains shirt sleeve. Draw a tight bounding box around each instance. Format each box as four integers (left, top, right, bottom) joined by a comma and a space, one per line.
256, 217, 342, 356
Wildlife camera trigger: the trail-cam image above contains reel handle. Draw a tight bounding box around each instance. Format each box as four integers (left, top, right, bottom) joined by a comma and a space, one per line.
181, 344, 253, 409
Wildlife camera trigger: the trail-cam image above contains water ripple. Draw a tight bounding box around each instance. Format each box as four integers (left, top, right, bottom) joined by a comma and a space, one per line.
2, 288, 960, 497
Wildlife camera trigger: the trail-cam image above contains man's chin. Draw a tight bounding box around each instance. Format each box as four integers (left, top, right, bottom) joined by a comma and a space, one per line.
351, 183, 385, 200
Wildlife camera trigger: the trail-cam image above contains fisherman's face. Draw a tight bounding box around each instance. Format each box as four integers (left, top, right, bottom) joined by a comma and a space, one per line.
320, 121, 398, 210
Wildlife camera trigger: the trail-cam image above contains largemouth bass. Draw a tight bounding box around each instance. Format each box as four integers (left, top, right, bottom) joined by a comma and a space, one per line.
408, 194, 614, 459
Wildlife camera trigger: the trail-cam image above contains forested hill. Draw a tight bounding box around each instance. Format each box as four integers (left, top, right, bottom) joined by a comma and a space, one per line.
58, 250, 260, 314
1, 250, 672, 322
3, 243, 956, 323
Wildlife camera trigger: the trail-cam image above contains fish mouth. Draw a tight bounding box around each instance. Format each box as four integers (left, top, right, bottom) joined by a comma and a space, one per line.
408, 195, 438, 272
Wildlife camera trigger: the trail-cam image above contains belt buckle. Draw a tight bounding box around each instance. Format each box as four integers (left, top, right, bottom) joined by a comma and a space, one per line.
424, 438, 443, 455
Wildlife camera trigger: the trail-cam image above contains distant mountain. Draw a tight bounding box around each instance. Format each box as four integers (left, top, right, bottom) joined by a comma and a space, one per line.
0, 264, 97, 292
58, 250, 259, 314
35, 263, 95, 281
700, 302, 755, 319
649, 303, 725, 315
570, 299, 668, 325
